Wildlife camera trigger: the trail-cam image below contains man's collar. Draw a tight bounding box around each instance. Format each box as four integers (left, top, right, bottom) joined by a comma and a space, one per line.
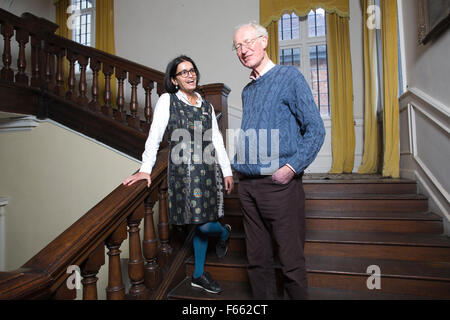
250, 60, 275, 80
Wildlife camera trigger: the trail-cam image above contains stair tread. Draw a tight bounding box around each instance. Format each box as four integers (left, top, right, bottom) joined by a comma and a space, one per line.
231, 178, 416, 186
187, 251, 450, 281
306, 193, 428, 200
306, 230, 450, 247
227, 229, 450, 247
302, 179, 416, 184
168, 278, 437, 300
225, 193, 427, 200
224, 208, 442, 221
306, 210, 442, 220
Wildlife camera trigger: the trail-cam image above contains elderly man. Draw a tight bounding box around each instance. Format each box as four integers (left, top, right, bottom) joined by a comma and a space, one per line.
232, 23, 325, 300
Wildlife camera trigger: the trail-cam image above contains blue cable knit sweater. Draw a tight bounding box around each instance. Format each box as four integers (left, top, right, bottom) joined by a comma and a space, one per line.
232, 65, 326, 176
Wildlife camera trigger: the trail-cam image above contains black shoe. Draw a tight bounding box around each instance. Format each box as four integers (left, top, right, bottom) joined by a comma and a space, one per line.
191, 272, 222, 294
216, 224, 231, 259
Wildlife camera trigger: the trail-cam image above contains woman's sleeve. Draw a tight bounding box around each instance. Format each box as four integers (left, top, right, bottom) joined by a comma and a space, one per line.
211, 106, 233, 177
139, 93, 171, 174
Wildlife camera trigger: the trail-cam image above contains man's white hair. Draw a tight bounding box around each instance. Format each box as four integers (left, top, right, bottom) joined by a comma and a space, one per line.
234, 22, 269, 38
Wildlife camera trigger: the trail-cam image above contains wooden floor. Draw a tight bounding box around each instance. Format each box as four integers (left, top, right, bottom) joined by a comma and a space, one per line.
167, 176, 450, 300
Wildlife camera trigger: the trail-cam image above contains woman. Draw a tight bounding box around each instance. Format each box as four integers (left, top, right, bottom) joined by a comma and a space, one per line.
123, 56, 233, 294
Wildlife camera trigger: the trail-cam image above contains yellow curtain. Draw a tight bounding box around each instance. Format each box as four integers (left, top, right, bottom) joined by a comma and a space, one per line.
54, 0, 71, 91
380, 0, 400, 178
260, 0, 349, 27
96, 0, 117, 107
327, 13, 355, 174
358, 0, 380, 174
54, 0, 71, 39
266, 21, 279, 64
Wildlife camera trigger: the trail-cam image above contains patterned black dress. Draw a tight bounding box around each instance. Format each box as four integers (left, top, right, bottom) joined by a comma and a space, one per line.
166, 93, 224, 226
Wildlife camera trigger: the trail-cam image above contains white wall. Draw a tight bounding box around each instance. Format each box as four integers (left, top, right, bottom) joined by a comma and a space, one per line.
398, 0, 450, 234
0, 118, 140, 271
399, 0, 450, 106
0, 0, 54, 20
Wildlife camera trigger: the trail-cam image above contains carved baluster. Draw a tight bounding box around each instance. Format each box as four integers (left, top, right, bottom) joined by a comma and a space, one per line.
156, 80, 165, 97
54, 47, 65, 96
143, 194, 161, 290
77, 55, 89, 105
158, 178, 172, 256
128, 73, 141, 130
80, 244, 105, 300
1, 23, 14, 82
105, 220, 127, 300
65, 51, 77, 101
15, 28, 29, 85
127, 204, 147, 299
89, 59, 101, 112
142, 78, 154, 133
44, 44, 55, 91
115, 68, 127, 123
30, 35, 41, 87
102, 63, 114, 118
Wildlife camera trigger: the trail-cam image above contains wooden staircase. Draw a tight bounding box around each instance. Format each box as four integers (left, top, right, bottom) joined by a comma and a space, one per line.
167, 176, 450, 300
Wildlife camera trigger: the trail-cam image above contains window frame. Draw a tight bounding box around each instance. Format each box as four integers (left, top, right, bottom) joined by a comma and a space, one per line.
278, 10, 330, 116
71, 0, 96, 48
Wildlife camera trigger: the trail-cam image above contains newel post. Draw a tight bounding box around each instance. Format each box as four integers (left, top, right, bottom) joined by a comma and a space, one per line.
198, 83, 231, 146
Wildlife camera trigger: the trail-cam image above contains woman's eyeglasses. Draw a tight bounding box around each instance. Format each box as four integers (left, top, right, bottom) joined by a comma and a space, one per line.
175, 68, 197, 78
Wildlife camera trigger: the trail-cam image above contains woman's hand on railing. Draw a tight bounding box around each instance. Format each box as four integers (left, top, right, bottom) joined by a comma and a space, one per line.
123, 172, 151, 188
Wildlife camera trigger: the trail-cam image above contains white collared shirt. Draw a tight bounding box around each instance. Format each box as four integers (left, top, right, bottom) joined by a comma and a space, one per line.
249, 60, 276, 80
139, 91, 232, 177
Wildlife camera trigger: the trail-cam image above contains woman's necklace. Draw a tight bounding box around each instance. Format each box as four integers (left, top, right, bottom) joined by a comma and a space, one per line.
187, 94, 197, 106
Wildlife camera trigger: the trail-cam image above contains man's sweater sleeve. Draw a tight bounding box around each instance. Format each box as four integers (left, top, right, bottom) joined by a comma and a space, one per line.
286, 70, 326, 173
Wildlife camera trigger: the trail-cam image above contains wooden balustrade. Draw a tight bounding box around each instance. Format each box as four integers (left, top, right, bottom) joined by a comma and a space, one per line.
0, 9, 166, 133
0, 147, 174, 300
0, 9, 230, 145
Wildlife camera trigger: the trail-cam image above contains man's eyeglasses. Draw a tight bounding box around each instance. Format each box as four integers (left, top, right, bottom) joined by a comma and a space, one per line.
175, 68, 197, 78
232, 35, 263, 53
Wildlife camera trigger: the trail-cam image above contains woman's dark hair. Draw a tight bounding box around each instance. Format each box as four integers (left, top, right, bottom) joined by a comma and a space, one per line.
164, 55, 201, 93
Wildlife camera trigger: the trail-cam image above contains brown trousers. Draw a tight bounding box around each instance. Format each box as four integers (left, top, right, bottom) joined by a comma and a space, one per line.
238, 175, 308, 300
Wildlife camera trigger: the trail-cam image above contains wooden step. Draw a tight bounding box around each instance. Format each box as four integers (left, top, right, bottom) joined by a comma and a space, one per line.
229, 178, 418, 195
222, 209, 443, 234
306, 230, 450, 262
224, 193, 428, 212
168, 278, 438, 300
219, 230, 450, 262
303, 179, 418, 194
306, 255, 450, 299
307, 211, 442, 233
182, 252, 450, 299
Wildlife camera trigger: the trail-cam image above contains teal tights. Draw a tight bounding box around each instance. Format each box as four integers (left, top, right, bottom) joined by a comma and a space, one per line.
193, 221, 229, 279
